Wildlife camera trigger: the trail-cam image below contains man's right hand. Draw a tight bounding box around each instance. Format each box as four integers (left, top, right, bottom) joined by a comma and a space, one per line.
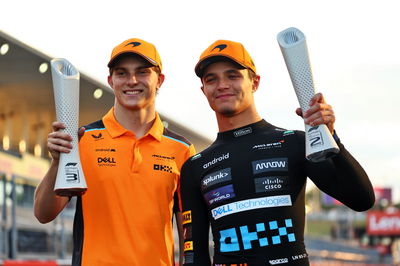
47, 121, 85, 161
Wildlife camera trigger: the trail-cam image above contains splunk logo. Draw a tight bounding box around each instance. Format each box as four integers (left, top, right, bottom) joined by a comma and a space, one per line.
211, 195, 292, 220
218, 218, 296, 252
201, 168, 231, 190
203, 153, 230, 169
252, 158, 288, 174
203, 184, 235, 206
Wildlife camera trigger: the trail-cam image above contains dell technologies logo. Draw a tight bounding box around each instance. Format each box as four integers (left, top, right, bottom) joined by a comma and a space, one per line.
97, 157, 116, 167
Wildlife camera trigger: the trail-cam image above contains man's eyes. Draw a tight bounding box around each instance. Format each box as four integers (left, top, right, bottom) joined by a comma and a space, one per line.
137, 69, 151, 74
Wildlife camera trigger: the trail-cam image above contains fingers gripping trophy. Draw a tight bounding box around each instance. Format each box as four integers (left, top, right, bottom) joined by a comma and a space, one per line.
51, 58, 87, 196
277, 27, 339, 162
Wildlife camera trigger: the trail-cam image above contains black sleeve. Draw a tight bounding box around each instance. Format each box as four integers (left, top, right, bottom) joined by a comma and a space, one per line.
304, 133, 375, 211
180, 160, 211, 265
173, 190, 181, 213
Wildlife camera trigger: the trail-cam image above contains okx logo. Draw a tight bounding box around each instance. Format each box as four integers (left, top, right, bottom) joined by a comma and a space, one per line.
154, 164, 172, 173
219, 219, 296, 252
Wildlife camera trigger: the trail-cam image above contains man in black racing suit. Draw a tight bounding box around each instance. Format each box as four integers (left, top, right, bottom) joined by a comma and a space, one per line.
180, 40, 375, 266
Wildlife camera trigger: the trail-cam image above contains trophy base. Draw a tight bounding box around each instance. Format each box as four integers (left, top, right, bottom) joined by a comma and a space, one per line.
306, 147, 340, 163
55, 187, 87, 197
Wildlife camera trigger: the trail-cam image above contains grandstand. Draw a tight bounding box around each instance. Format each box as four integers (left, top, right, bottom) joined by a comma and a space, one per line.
0, 30, 211, 260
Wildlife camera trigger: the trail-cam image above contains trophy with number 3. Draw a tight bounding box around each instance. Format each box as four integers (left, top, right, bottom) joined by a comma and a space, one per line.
277, 27, 339, 162
51, 58, 87, 196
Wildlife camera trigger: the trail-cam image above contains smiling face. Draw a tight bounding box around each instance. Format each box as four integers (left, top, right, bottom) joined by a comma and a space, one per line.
108, 54, 164, 112
201, 60, 260, 117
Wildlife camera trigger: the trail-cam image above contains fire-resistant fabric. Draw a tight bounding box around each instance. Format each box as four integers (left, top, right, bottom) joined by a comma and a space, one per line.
180, 119, 374, 266
71, 108, 195, 266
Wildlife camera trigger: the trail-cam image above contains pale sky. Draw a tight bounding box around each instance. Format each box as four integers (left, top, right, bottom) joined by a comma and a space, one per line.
1, 0, 399, 201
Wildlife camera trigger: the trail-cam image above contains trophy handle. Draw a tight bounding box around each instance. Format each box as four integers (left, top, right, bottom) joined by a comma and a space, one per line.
51, 58, 87, 196
277, 27, 339, 162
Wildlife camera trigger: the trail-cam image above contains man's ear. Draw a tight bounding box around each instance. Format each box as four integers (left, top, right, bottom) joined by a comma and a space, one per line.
200, 85, 205, 94
107, 75, 113, 89
157, 73, 165, 89
252, 75, 261, 92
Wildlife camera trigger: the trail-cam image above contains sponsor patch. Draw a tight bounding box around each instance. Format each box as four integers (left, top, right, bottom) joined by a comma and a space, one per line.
184, 252, 194, 264
203, 153, 230, 169
269, 258, 289, 265
204, 184, 236, 205
201, 168, 232, 190
97, 157, 117, 167
153, 164, 173, 173
219, 218, 296, 252
211, 195, 292, 220
252, 140, 284, 150
184, 241, 193, 251
182, 211, 192, 224
254, 176, 288, 193
283, 130, 294, 136
292, 253, 308, 261
91, 133, 104, 141
191, 153, 202, 161
252, 158, 288, 174
152, 154, 175, 161
95, 148, 116, 152
233, 127, 252, 137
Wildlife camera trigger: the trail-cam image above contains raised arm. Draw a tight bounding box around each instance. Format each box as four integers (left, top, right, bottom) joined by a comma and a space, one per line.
297, 93, 375, 211
34, 122, 84, 223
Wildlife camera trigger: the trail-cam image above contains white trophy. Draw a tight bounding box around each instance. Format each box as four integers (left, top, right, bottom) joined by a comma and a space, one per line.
277, 27, 339, 162
51, 58, 87, 196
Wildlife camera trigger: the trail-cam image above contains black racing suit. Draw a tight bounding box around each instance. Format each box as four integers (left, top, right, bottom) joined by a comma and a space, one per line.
180, 119, 375, 266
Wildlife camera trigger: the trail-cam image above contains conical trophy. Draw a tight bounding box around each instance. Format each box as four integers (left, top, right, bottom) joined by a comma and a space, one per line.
277, 27, 339, 162
51, 58, 87, 196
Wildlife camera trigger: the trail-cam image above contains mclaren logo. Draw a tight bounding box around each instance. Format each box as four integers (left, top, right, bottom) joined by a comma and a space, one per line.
125, 41, 141, 47
212, 44, 227, 52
